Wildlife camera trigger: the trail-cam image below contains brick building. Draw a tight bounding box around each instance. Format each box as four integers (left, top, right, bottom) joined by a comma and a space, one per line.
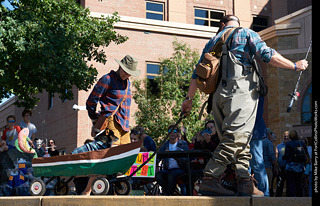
0, 0, 312, 153
259, 6, 312, 144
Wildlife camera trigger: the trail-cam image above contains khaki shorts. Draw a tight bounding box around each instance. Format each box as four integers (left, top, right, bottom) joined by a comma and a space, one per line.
106, 116, 130, 146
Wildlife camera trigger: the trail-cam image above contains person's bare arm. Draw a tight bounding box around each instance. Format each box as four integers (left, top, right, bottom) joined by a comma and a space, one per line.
181, 78, 198, 114
269, 52, 308, 71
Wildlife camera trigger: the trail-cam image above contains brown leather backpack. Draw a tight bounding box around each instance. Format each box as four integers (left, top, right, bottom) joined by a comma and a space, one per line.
195, 28, 237, 94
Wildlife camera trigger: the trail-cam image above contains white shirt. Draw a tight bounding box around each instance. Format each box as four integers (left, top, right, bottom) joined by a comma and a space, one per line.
168, 142, 180, 169
19, 121, 37, 139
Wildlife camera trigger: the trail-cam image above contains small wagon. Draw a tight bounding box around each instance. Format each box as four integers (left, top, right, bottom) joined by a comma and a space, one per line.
29, 141, 141, 196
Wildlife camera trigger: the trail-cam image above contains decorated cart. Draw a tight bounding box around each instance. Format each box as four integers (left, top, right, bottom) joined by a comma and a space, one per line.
29, 141, 141, 196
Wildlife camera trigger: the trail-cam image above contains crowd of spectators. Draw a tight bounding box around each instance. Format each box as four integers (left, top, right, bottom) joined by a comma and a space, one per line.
1, 110, 312, 197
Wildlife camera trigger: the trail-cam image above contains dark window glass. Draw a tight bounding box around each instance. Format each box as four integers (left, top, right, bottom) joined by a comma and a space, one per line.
146, 12, 163, 20
195, 9, 208, 18
210, 11, 224, 19
146, 2, 164, 21
147, 64, 160, 75
195, 19, 209, 26
194, 8, 225, 27
147, 64, 161, 97
252, 16, 268, 32
301, 84, 312, 124
146, 2, 163, 12
210, 21, 220, 27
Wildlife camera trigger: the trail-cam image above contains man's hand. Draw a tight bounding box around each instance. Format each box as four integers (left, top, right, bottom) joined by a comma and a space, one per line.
295, 59, 308, 71
181, 99, 192, 115
181, 78, 198, 116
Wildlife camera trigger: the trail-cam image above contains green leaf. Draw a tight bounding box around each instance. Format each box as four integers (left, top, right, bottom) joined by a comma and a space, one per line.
0, 0, 127, 108
132, 39, 206, 143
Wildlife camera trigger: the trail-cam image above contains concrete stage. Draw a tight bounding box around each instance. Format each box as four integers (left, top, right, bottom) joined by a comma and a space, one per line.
0, 196, 312, 206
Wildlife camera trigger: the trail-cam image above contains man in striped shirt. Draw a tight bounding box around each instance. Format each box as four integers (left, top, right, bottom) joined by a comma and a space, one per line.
74, 55, 140, 196
181, 15, 308, 196
86, 55, 141, 146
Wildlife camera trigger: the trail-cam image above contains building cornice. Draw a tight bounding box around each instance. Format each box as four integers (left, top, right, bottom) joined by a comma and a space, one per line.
258, 23, 301, 41
90, 12, 217, 39
275, 6, 312, 24
258, 6, 311, 41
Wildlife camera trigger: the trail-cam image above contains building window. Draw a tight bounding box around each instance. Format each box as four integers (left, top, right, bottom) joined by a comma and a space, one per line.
194, 8, 225, 27
62, 89, 68, 103
301, 84, 312, 124
252, 16, 268, 32
146, 1, 164, 21
48, 93, 53, 110
146, 63, 161, 97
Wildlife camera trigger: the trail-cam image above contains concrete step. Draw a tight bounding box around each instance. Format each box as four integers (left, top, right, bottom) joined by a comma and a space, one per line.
0, 196, 312, 206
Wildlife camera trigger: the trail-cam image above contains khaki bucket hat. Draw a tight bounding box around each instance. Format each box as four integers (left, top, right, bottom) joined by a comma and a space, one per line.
115, 55, 141, 77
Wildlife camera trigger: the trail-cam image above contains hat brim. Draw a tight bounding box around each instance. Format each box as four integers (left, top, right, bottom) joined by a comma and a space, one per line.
115, 59, 141, 77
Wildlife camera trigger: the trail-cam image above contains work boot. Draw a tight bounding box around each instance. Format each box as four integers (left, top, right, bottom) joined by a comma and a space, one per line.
237, 175, 264, 197
199, 176, 235, 196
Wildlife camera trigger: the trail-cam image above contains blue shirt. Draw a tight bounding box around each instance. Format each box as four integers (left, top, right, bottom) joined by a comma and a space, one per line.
192, 26, 276, 79
262, 138, 276, 168
277, 142, 287, 167
143, 135, 156, 152
252, 96, 267, 140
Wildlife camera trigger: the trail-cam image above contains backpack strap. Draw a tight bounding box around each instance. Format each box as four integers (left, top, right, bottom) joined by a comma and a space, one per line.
209, 27, 237, 55
221, 27, 242, 87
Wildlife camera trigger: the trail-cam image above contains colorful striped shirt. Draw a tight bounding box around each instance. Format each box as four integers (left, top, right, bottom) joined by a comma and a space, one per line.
86, 70, 132, 132
192, 25, 277, 79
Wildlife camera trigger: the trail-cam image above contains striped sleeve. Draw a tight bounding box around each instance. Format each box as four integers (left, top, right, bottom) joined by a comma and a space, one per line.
247, 30, 277, 63
86, 75, 110, 120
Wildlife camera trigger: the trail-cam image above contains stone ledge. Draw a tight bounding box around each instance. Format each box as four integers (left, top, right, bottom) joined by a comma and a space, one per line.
0, 196, 312, 206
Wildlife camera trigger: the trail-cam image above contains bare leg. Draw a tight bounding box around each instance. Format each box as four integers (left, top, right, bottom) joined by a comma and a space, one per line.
81, 177, 94, 196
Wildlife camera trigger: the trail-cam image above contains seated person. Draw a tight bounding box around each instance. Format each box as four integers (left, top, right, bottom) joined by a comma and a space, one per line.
2, 115, 21, 150
48, 139, 60, 157
155, 124, 189, 195
192, 120, 220, 171
194, 120, 219, 152
130, 126, 156, 152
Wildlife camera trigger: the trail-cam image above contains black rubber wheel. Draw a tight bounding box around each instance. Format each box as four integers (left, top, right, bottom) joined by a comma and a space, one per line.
29, 178, 46, 196
54, 180, 70, 195
114, 180, 132, 195
92, 177, 110, 195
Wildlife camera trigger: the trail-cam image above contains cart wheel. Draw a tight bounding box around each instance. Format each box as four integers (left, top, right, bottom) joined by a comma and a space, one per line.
29, 178, 46, 196
54, 180, 70, 195
92, 177, 110, 195
114, 180, 132, 195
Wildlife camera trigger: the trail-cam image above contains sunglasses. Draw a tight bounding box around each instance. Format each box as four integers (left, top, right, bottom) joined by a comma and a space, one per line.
8, 120, 15, 123
131, 130, 141, 135
168, 129, 179, 133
